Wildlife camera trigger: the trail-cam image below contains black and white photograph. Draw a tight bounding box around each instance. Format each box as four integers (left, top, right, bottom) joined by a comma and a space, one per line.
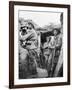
19, 11, 63, 79
9, 1, 70, 88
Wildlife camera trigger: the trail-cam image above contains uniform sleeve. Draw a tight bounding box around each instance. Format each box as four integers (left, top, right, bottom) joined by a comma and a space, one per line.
56, 36, 62, 47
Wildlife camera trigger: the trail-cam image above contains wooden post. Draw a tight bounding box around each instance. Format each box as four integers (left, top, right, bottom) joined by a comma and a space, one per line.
53, 47, 63, 77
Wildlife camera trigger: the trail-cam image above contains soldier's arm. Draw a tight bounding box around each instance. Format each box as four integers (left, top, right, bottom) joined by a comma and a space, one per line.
56, 37, 62, 47
19, 32, 33, 41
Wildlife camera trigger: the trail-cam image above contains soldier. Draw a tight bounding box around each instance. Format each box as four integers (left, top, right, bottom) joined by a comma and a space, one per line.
49, 28, 62, 77
43, 27, 62, 77
19, 19, 38, 78
43, 36, 52, 76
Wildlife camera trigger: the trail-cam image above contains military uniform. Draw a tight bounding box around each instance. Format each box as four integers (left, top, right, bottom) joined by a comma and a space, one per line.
43, 33, 62, 77
19, 25, 39, 78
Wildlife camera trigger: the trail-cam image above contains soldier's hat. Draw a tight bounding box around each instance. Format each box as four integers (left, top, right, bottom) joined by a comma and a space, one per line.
52, 24, 61, 35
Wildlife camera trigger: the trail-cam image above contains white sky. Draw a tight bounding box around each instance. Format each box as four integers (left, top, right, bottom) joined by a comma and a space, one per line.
19, 10, 61, 27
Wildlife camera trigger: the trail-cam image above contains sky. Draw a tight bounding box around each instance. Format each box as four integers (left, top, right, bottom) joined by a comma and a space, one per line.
19, 10, 61, 27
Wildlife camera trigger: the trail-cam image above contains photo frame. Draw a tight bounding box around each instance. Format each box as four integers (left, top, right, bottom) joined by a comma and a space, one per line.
9, 1, 70, 89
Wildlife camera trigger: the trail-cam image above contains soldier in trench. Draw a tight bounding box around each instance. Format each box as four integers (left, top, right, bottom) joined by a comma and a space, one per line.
19, 20, 38, 78
43, 28, 62, 77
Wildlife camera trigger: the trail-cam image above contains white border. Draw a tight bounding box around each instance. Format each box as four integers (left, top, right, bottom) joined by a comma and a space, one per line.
14, 5, 68, 85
